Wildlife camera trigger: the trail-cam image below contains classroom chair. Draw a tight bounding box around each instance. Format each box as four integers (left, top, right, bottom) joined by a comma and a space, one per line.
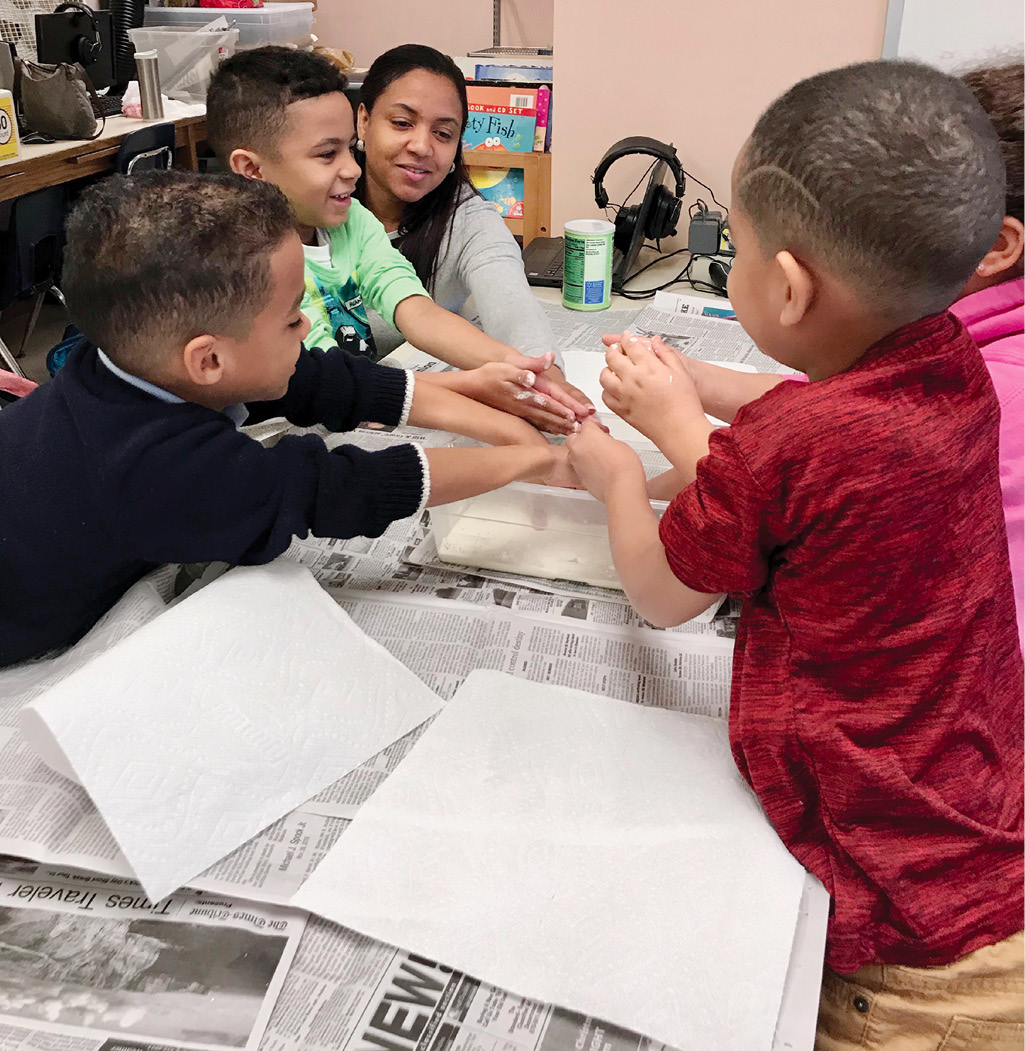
115, 123, 176, 174
0, 186, 68, 361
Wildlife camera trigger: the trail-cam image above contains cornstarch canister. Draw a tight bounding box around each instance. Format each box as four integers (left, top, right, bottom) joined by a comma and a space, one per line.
562, 219, 614, 310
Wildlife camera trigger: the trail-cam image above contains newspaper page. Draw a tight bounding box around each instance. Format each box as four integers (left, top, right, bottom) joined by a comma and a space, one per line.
326, 588, 734, 712
541, 306, 643, 355
630, 291, 794, 374
0, 859, 304, 1051
258, 918, 667, 1051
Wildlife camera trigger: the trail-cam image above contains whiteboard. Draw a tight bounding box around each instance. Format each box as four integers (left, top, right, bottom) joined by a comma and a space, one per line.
883, 0, 1024, 71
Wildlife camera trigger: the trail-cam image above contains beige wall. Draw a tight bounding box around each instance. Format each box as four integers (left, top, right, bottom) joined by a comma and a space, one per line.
314, 0, 492, 63
551, 0, 888, 249
314, 0, 550, 68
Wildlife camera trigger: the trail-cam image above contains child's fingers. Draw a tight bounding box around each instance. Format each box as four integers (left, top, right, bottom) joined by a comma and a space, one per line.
600, 365, 622, 396
620, 334, 655, 363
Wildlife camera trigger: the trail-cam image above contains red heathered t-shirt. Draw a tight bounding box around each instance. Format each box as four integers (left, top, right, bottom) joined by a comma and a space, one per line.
658, 312, 1024, 973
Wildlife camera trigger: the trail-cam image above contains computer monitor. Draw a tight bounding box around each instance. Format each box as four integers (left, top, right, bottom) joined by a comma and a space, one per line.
611, 158, 666, 292
35, 7, 116, 92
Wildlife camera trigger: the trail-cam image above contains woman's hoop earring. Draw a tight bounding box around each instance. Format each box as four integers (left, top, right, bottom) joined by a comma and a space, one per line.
449, 162, 456, 174
356, 139, 365, 152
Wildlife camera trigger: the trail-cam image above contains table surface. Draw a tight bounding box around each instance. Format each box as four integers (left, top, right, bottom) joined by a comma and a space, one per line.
0, 113, 204, 171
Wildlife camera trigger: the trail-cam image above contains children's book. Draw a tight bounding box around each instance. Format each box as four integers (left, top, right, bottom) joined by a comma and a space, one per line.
469, 166, 525, 218
464, 85, 537, 154
474, 64, 553, 83
533, 84, 551, 151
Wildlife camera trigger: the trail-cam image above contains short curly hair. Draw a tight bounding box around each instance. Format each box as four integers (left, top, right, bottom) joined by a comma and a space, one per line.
961, 61, 1023, 224
735, 60, 1005, 322
63, 171, 296, 370
206, 45, 349, 160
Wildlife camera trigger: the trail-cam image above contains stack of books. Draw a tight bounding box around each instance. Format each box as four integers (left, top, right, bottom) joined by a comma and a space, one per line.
464, 65, 552, 219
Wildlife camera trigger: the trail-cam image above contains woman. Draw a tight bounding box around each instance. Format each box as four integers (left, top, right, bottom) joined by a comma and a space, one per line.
354, 44, 587, 405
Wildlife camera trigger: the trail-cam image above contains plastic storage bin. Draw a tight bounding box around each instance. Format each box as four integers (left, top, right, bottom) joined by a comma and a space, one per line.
429, 482, 668, 590
129, 26, 238, 101
142, 3, 315, 49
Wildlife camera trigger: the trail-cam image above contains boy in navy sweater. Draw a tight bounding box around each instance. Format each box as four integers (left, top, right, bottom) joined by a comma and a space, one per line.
0, 171, 573, 668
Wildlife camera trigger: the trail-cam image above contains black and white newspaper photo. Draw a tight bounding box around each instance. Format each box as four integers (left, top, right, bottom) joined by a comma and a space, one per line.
0, 864, 304, 1051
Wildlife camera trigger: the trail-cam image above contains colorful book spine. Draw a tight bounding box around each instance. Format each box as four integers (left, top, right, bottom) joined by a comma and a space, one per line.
533, 84, 550, 151
464, 85, 537, 154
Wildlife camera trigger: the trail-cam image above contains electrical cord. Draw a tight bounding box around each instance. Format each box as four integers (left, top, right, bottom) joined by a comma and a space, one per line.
614, 250, 731, 300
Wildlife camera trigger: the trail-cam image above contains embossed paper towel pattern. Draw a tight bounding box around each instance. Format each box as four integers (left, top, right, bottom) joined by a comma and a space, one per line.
292, 669, 806, 1051
19, 560, 442, 903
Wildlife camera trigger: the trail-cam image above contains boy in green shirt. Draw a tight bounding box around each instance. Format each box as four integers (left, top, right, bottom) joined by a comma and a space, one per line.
207, 47, 590, 435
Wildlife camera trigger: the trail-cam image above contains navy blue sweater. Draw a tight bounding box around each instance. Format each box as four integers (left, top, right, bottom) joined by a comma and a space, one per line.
0, 342, 424, 667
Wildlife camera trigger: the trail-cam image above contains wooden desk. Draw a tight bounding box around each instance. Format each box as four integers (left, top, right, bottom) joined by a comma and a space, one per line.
0, 114, 206, 203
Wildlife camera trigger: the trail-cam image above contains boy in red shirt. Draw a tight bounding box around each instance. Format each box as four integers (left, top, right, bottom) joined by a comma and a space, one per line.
568, 61, 1023, 1047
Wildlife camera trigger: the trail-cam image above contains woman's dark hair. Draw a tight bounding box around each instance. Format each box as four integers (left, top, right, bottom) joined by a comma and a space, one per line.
355, 44, 477, 291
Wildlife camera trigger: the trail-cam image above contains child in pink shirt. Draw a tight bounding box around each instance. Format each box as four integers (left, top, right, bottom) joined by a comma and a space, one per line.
950, 62, 1023, 651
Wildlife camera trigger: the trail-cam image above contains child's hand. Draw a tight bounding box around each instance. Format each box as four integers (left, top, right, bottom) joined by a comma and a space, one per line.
601, 333, 705, 443
522, 446, 581, 489
565, 418, 645, 504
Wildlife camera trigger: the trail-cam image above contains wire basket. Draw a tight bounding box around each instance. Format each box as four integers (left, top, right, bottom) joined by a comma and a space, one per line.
0, 0, 58, 59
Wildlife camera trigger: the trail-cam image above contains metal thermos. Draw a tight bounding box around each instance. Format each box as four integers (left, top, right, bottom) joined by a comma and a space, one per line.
135, 49, 164, 120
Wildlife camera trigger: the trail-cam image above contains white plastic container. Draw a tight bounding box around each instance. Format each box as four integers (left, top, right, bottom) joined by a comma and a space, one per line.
430, 482, 668, 591
129, 26, 238, 102
142, 3, 315, 49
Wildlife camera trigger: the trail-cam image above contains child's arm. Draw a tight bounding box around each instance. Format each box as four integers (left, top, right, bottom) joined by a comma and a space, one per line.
566, 421, 717, 627
407, 373, 550, 448
424, 444, 577, 506
602, 331, 787, 424
394, 295, 591, 425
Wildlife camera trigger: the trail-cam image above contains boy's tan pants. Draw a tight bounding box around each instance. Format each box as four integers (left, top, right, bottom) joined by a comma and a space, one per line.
816, 931, 1024, 1050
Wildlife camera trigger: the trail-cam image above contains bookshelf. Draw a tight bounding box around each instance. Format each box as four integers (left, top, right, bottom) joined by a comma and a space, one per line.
462, 150, 551, 244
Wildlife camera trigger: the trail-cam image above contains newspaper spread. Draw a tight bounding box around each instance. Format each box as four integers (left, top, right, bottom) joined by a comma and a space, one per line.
0, 858, 304, 1051
541, 291, 793, 374
257, 917, 669, 1051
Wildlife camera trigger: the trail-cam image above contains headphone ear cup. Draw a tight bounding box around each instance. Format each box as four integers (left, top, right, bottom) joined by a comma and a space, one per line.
614, 204, 639, 255
645, 185, 682, 241
76, 35, 101, 64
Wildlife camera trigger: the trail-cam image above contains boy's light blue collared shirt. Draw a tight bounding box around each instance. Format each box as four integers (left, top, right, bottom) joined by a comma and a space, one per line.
97, 348, 249, 428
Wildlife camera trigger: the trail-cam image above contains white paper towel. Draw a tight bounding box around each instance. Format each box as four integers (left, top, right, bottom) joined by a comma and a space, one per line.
292, 669, 806, 1051
562, 350, 757, 442
19, 560, 442, 903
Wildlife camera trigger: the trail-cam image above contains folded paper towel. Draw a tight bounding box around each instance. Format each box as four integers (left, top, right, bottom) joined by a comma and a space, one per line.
292, 669, 806, 1051
19, 560, 442, 902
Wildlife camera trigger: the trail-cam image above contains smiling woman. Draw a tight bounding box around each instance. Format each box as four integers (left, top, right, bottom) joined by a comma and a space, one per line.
354, 44, 564, 366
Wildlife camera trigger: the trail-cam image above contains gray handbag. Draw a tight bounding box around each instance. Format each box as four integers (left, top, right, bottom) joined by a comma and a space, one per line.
16, 58, 102, 140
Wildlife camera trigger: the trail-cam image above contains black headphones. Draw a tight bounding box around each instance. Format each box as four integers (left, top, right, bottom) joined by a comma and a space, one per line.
54, 2, 103, 66
592, 136, 686, 247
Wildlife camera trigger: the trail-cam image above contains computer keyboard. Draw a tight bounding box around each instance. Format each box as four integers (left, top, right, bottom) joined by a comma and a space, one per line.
92, 94, 125, 118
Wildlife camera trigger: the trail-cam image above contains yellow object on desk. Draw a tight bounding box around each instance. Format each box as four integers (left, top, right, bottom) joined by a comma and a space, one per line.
0, 90, 19, 162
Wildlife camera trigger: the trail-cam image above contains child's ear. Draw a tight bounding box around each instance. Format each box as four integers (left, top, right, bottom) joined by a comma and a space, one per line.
976, 216, 1025, 278
356, 103, 369, 142
182, 334, 226, 387
774, 250, 815, 327
229, 148, 264, 180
